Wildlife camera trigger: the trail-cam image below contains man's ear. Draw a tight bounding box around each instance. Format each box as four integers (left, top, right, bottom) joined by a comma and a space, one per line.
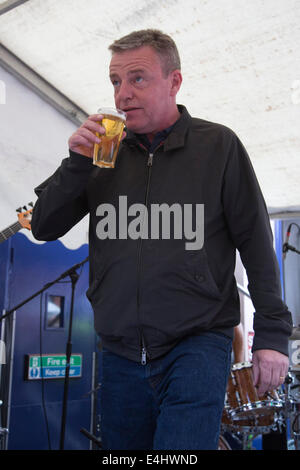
169, 70, 182, 97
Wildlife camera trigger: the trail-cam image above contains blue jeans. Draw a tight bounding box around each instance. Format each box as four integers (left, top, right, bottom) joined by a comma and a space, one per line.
100, 332, 232, 450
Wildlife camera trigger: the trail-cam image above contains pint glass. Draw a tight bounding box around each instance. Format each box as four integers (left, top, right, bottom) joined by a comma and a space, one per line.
93, 107, 126, 168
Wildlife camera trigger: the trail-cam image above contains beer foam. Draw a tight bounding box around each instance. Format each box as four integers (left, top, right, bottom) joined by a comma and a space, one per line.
97, 107, 126, 121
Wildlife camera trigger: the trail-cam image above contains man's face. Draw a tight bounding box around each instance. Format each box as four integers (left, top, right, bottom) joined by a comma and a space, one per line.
109, 46, 181, 136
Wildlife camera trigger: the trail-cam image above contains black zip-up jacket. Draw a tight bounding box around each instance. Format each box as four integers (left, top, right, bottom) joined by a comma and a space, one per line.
31, 106, 293, 363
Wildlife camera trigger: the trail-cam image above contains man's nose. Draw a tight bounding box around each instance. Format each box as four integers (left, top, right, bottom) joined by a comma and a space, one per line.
116, 81, 133, 104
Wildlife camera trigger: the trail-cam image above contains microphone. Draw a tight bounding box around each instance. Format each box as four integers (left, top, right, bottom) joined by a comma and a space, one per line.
282, 223, 292, 260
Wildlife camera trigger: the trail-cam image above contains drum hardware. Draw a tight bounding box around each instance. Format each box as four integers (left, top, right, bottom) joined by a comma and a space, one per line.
229, 397, 283, 419
221, 365, 300, 450
221, 408, 283, 450
221, 362, 288, 450
222, 408, 282, 434
80, 427, 102, 449
226, 362, 284, 420
218, 434, 231, 450
284, 371, 300, 450
0, 427, 9, 451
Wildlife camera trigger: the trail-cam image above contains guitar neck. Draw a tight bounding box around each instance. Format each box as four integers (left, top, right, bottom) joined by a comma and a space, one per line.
0, 221, 22, 244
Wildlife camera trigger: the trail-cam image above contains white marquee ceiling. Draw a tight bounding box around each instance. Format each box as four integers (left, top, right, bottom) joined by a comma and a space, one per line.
0, 0, 300, 248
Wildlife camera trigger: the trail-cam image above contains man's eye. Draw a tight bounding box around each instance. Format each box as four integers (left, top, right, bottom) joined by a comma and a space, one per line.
135, 76, 143, 83
112, 80, 120, 87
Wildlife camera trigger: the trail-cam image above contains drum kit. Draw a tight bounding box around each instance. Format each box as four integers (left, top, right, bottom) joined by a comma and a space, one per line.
219, 362, 300, 450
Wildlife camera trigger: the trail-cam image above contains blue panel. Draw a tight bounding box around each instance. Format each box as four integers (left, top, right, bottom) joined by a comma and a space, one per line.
0, 238, 11, 313
9, 400, 92, 450
1, 233, 100, 450
252, 436, 262, 450
274, 219, 285, 299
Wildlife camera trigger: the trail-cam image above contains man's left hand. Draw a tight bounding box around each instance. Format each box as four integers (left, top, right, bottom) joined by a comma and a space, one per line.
252, 349, 289, 396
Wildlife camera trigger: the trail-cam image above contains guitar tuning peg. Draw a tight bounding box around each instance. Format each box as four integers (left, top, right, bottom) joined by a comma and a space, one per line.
28, 202, 34, 207
16, 207, 22, 213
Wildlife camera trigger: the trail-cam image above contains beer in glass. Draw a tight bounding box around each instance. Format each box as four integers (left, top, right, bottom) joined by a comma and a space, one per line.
93, 107, 126, 168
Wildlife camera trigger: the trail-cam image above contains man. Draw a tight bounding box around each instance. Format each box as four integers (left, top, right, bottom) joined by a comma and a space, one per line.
31, 29, 292, 450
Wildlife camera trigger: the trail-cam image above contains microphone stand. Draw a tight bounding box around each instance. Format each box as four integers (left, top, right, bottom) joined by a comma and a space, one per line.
59, 268, 79, 451
283, 243, 300, 257
0, 256, 89, 450
283, 222, 300, 260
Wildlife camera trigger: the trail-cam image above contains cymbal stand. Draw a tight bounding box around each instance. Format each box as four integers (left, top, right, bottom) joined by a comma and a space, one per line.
80, 427, 102, 449
0, 400, 8, 450
284, 372, 300, 450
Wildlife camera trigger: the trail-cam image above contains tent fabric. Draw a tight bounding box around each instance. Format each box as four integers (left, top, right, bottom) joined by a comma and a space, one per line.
0, 0, 299, 248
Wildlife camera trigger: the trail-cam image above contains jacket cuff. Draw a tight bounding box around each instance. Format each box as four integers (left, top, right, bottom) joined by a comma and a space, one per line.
252, 314, 293, 357
69, 149, 94, 166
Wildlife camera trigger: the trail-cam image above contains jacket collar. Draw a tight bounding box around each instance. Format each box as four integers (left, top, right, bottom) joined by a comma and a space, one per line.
124, 105, 192, 152
163, 105, 192, 151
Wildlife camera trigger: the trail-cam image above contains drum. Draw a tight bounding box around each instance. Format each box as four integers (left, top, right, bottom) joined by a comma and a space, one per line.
221, 406, 276, 435
226, 362, 283, 419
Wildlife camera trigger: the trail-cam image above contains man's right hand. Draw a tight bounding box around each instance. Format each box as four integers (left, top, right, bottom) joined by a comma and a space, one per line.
68, 114, 106, 158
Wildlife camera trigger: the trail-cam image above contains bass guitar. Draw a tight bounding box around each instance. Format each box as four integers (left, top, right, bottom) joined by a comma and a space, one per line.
0, 203, 33, 243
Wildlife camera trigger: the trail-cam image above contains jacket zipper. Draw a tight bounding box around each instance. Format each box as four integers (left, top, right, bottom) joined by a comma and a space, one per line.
137, 151, 154, 365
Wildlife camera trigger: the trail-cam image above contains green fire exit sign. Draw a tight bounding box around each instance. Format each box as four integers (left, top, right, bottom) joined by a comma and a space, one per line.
25, 353, 82, 380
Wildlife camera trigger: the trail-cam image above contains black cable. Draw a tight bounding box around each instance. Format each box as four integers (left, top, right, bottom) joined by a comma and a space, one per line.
39, 293, 52, 450
289, 223, 300, 232
283, 222, 300, 259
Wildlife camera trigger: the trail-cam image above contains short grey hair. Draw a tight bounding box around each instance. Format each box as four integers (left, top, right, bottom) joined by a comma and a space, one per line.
108, 29, 181, 77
